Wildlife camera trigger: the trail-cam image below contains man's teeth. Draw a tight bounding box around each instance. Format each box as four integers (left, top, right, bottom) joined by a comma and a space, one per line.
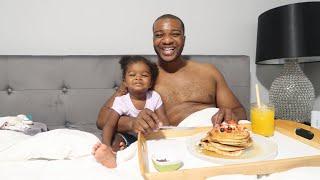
164, 47, 174, 51
163, 47, 174, 54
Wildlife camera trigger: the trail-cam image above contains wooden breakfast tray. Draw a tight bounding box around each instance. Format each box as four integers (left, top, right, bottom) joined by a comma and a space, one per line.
137, 120, 320, 180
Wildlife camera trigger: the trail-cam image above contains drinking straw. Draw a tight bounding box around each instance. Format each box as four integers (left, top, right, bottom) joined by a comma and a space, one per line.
255, 84, 261, 108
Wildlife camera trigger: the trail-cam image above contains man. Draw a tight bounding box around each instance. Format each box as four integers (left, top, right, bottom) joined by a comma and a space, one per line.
96, 14, 246, 137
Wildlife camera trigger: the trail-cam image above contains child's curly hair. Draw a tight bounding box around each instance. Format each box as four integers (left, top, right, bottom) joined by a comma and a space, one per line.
119, 55, 159, 89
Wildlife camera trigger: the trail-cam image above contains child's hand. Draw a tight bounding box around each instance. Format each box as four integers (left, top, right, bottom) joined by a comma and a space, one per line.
92, 143, 117, 168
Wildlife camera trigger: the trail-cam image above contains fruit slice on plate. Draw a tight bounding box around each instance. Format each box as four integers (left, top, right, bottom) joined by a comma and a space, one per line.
151, 154, 183, 172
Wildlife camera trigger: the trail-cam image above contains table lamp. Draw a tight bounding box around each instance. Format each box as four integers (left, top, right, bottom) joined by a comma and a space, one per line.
256, 2, 320, 123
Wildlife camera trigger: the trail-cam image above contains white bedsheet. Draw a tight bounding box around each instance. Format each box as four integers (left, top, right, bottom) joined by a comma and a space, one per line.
0, 156, 142, 180
0, 129, 101, 161
0, 129, 143, 180
0, 107, 218, 180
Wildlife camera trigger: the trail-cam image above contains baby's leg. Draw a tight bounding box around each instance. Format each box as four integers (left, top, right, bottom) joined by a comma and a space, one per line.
111, 133, 127, 152
94, 144, 117, 168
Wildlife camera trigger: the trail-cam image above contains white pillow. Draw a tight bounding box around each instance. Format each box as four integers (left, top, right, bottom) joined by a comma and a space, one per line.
0, 129, 100, 161
178, 108, 219, 127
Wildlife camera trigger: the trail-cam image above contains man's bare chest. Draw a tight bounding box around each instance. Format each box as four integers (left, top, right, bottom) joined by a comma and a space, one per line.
155, 75, 216, 105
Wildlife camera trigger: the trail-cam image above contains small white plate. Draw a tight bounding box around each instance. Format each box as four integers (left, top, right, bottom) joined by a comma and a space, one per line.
186, 132, 278, 165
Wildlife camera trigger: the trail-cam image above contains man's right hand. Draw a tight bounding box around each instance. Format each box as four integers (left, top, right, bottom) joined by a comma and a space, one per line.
116, 83, 128, 96
211, 108, 238, 126
131, 108, 161, 134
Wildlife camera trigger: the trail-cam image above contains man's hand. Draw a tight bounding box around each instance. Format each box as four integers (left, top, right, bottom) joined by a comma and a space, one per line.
211, 108, 238, 126
131, 108, 161, 134
116, 83, 128, 96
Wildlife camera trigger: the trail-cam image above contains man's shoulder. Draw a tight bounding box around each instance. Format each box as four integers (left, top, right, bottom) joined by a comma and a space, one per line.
185, 60, 224, 79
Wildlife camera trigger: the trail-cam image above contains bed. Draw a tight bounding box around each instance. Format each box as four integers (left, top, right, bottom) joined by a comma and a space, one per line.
0, 55, 250, 180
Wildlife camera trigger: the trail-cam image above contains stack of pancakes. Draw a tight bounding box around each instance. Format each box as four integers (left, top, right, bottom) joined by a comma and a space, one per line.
199, 124, 252, 157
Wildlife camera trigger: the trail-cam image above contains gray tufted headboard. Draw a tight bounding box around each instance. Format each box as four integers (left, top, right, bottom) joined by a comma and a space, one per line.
0, 55, 249, 136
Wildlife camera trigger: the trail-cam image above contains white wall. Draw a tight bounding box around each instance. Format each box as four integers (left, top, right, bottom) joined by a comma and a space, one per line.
0, 0, 318, 108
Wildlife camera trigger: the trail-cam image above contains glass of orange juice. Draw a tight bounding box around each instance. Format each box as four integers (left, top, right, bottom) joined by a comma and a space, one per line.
250, 103, 275, 137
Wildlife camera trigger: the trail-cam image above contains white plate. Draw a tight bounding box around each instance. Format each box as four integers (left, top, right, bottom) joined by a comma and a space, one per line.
186, 132, 278, 165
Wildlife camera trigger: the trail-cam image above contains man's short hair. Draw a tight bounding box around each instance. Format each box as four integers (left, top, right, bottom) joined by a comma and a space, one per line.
153, 14, 185, 34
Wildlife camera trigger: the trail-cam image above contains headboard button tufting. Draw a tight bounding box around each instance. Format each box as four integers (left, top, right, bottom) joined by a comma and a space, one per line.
64, 121, 71, 128
7, 87, 13, 95
62, 87, 68, 94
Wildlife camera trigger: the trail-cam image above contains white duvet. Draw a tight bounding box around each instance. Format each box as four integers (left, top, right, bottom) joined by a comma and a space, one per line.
0, 129, 142, 180
0, 108, 218, 180
0, 108, 219, 180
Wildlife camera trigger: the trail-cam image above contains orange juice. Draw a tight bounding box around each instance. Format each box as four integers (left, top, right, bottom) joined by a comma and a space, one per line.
250, 103, 275, 137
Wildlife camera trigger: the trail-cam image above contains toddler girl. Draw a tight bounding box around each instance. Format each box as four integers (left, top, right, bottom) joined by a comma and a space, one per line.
92, 55, 169, 168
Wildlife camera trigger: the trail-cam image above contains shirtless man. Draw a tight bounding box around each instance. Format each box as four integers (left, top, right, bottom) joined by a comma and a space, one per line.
96, 14, 246, 136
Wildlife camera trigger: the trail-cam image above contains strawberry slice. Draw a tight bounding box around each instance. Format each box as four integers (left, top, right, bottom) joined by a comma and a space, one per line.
227, 119, 237, 125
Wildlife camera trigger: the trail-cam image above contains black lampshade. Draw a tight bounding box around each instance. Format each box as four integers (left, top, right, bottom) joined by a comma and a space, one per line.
256, 2, 320, 64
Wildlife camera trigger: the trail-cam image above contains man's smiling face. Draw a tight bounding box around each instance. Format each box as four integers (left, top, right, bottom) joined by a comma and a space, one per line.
153, 18, 185, 62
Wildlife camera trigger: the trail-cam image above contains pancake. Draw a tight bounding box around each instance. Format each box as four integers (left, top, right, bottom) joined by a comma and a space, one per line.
215, 138, 253, 147
199, 123, 253, 157
201, 136, 250, 147
199, 141, 245, 152
208, 127, 250, 141
199, 141, 244, 157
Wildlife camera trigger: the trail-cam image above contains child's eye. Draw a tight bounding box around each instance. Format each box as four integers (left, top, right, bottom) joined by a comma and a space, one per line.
142, 73, 150, 77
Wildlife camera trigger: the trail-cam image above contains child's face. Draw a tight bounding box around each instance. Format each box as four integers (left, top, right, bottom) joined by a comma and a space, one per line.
124, 61, 152, 94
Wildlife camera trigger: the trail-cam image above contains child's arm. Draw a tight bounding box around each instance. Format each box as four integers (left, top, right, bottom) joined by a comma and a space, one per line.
102, 109, 120, 146
96, 83, 127, 130
155, 105, 170, 126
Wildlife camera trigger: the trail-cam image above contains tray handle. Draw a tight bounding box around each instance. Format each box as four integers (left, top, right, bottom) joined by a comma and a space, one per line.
275, 120, 320, 149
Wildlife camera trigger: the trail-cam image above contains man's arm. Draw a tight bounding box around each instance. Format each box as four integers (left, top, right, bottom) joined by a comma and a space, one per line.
210, 65, 247, 124
155, 105, 170, 126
